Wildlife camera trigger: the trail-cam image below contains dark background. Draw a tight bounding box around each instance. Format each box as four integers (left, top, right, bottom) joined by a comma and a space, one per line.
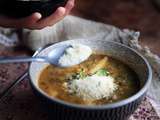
72, 0, 160, 55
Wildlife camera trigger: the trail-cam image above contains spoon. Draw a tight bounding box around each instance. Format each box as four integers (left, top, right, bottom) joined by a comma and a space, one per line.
0, 43, 51, 100
0, 44, 79, 67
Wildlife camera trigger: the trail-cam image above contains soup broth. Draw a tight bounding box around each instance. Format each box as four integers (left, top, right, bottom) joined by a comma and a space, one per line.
38, 54, 140, 105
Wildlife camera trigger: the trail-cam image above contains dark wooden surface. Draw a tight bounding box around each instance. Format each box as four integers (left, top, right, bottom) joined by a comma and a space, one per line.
0, 1, 159, 119
72, 0, 160, 55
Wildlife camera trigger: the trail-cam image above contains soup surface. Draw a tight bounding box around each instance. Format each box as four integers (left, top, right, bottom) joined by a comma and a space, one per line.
38, 54, 140, 105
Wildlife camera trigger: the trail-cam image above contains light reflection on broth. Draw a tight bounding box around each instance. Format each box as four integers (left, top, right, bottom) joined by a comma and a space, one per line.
38, 54, 140, 105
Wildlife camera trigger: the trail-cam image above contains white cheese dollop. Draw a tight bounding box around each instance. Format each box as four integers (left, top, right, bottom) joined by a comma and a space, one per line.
58, 44, 92, 67
67, 75, 117, 101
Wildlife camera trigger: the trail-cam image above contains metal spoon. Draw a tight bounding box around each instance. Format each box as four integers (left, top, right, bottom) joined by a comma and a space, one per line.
0, 43, 92, 100
0, 43, 52, 100
0, 44, 74, 67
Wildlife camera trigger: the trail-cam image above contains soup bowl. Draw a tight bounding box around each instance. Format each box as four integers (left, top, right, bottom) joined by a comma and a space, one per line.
0, 0, 67, 18
29, 39, 152, 120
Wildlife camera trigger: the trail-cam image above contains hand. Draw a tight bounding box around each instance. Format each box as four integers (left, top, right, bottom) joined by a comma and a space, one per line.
0, 0, 75, 29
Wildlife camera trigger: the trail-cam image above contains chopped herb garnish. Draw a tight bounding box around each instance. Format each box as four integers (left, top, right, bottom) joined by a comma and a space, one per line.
69, 68, 109, 81
69, 68, 86, 80
79, 68, 86, 79
95, 68, 109, 76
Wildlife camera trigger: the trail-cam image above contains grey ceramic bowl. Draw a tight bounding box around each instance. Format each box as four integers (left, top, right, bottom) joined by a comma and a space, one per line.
29, 39, 152, 120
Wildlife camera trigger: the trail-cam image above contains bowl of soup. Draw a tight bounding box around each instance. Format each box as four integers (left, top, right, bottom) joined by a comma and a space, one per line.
29, 39, 152, 120
0, 0, 67, 18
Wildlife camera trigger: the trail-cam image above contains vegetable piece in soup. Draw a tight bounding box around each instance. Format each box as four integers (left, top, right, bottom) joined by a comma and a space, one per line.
38, 54, 140, 105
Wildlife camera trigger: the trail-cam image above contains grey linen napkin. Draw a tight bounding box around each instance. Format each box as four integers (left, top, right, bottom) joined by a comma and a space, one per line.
0, 27, 19, 47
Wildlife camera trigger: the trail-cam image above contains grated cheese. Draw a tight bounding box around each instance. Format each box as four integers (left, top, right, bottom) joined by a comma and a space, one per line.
58, 44, 92, 67
67, 75, 117, 101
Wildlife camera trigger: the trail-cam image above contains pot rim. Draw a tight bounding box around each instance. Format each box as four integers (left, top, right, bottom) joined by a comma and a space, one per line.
29, 40, 152, 110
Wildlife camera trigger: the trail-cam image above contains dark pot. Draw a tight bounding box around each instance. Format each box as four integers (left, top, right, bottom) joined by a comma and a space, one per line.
0, 0, 67, 18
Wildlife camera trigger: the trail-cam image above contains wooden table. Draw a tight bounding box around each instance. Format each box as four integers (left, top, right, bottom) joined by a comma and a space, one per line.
0, 0, 160, 120
72, 0, 160, 55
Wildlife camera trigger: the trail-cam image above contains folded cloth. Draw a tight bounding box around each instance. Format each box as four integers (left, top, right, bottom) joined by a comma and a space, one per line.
22, 15, 137, 51
0, 27, 19, 47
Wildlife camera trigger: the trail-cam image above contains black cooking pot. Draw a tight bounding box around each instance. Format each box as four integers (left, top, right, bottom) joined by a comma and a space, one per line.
0, 0, 67, 18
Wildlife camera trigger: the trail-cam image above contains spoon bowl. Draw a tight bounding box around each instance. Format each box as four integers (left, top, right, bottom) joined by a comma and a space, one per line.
46, 44, 71, 66
0, 44, 91, 67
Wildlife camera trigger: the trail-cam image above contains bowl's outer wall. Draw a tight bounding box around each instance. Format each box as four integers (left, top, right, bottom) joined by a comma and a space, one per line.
30, 81, 145, 120
0, 0, 66, 18
29, 39, 151, 120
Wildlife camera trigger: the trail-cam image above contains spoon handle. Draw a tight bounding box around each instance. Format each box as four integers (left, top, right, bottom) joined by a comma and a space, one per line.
0, 56, 46, 64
